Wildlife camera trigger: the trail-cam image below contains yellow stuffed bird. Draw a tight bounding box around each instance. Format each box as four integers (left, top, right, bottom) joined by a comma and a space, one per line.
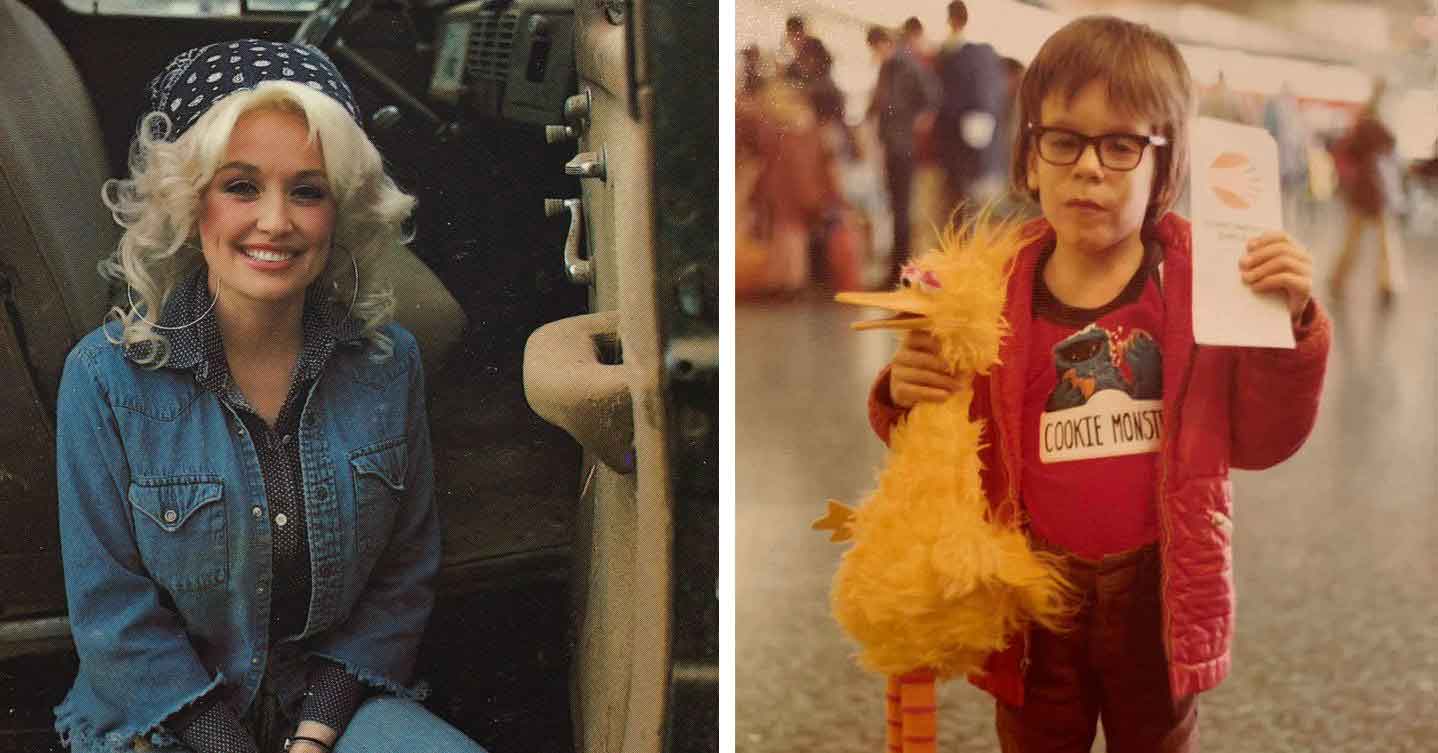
815, 213, 1074, 753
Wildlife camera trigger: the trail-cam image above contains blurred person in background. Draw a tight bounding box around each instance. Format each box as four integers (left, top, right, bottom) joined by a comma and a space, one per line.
902, 14, 950, 266
1330, 77, 1406, 304
933, 0, 1008, 224
789, 36, 847, 137
901, 16, 932, 65
866, 24, 939, 287
736, 40, 846, 297
1263, 82, 1314, 235
1199, 71, 1256, 125
735, 45, 769, 170
790, 35, 866, 291
739, 44, 765, 98
998, 59, 1027, 174
779, 15, 811, 80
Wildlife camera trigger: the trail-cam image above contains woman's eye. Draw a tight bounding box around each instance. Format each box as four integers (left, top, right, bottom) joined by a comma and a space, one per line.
223, 179, 258, 197
292, 184, 328, 201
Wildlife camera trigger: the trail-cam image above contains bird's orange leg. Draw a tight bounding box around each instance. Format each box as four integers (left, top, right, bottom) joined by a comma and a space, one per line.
899, 668, 937, 753
885, 676, 902, 753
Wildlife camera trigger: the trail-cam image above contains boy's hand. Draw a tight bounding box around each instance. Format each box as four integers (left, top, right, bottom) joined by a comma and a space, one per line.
889, 330, 961, 408
1240, 231, 1313, 320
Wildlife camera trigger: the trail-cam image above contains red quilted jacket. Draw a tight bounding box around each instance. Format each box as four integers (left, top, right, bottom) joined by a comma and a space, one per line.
867, 213, 1331, 705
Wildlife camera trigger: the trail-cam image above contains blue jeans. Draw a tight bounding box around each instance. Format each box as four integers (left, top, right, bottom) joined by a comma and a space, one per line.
333, 697, 488, 753
140, 697, 486, 753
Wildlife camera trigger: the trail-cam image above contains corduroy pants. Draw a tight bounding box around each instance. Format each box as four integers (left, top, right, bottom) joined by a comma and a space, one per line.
995, 540, 1198, 753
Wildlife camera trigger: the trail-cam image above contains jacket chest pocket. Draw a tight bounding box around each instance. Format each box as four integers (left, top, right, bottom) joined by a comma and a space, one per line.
129, 478, 228, 592
349, 439, 407, 557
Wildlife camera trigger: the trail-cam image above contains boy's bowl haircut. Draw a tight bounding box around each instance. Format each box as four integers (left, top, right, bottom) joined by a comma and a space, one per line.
1011, 15, 1195, 224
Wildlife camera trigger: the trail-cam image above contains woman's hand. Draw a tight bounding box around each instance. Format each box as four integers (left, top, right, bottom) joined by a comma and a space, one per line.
888, 330, 960, 408
284, 720, 338, 753
1240, 231, 1313, 320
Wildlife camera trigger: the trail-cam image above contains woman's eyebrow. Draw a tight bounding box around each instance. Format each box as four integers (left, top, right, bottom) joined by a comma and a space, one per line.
214, 162, 328, 181
215, 161, 258, 174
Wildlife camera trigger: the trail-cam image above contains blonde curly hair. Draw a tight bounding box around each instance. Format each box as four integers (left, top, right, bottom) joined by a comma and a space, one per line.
100, 80, 416, 367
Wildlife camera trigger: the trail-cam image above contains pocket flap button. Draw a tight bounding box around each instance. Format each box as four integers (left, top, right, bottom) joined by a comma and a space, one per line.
163, 509, 178, 524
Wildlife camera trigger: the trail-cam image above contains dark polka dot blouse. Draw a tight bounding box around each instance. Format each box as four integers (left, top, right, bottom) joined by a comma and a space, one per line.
139, 271, 368, 752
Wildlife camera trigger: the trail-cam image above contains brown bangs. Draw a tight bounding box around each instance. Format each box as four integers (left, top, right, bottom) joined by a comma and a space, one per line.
1011, 15, 1195, 220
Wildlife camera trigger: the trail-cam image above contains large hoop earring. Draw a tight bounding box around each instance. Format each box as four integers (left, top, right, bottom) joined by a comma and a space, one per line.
125, 242, 213, 332
126, 279, 216, 331
334, 243, 360, 322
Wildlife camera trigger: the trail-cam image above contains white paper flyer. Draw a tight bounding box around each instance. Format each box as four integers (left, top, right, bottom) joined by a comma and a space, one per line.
1188, 116, 1295, 349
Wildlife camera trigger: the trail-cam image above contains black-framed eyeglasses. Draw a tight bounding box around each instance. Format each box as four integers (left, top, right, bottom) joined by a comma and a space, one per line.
1028, 124, 1168, 171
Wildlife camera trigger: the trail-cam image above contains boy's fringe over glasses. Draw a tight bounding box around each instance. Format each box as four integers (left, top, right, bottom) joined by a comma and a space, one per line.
1028, 123, 1169, 171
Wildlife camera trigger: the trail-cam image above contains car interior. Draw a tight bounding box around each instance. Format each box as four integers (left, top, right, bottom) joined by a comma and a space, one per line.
0, 0, 716, 751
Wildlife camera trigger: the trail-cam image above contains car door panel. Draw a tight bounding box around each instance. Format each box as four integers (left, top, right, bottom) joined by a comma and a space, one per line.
526, 2, 715, 752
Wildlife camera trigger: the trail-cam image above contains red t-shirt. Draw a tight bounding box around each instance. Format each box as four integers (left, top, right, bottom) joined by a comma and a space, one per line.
1021, 240, 1166, 558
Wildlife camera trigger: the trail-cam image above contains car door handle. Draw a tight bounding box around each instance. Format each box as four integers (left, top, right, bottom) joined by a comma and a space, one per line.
544, 198, 593, 285
564, 149, 607, 181
523, 310, 633, 473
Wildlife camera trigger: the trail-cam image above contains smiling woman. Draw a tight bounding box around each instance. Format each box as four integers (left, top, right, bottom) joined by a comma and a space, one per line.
102, 70, 410, 369
200, 109, 336, 313
55, 38, 489, 753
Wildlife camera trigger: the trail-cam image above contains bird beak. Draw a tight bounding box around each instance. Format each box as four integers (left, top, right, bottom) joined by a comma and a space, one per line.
834, 291, 934, 331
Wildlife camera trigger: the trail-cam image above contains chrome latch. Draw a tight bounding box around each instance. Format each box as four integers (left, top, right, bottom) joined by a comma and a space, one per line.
544, 198, 593, 285
564, 148, 607, 181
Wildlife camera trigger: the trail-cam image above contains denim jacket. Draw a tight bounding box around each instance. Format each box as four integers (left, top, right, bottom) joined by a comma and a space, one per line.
54, 321, 437, 753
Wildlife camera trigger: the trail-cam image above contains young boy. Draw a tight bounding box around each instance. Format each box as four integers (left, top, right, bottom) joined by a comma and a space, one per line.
868, 16, 1330, 752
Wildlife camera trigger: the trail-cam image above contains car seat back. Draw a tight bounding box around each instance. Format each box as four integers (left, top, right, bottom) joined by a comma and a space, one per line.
0, 0, 117, 617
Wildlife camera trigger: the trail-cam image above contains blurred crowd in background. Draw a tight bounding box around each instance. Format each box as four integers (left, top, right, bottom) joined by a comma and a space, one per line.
736, 1, 1438, 303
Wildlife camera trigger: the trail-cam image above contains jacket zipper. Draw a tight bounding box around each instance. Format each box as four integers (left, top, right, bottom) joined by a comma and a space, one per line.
988, 355, 1032, 680
995, 248, 1039, 683
1152, 226, 1183, 681
1156, 345, 1198, 675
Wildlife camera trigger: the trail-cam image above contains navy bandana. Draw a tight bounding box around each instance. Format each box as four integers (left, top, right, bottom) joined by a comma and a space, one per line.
144, 38, 361, 141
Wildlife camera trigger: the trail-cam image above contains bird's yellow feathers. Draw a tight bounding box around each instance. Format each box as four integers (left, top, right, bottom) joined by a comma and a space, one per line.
831, 389, 1075, 680
836, 208, 1038, 376
828, 209, 1074, 681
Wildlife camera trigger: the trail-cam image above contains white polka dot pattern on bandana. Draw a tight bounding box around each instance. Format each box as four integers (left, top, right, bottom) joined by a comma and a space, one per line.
144, 38, 361, 142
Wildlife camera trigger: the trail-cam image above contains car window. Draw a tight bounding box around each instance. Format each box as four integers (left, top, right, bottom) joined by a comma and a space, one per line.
60, 0, 318, 17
